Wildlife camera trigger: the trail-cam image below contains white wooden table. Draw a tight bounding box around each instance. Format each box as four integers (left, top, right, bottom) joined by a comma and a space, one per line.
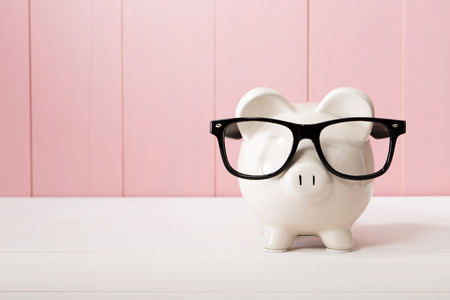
0, 196, 449, 299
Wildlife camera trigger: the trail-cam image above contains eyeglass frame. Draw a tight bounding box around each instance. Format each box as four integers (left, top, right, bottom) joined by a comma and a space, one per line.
210, 117, 406, 181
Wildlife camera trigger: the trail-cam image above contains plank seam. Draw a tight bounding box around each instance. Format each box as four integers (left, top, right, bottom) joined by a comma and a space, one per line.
28, 0, 33, 197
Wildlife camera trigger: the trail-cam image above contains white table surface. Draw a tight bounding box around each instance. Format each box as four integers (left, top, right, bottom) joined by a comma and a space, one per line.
0, 196, 449, 299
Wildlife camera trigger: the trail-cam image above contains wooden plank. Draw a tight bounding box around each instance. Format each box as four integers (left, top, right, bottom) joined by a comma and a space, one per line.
123, 0, 215, 196
215, 0, 308, 196
0, 250, 449, 292
30, 0, 122, 196
1, 197, 449, 253
403, 0, 450, 195
0, 0, 31, 196
309, 0, 403, 195
0, 292, 448, 300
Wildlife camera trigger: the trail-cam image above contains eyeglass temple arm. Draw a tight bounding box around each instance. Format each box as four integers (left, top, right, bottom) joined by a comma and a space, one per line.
370, 121, 407, 139
370, 122, 390, 139
223, 123, 243, 139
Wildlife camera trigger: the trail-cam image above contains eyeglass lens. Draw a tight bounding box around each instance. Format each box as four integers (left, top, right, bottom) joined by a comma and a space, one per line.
319, 121, 390, 176
223, 121, 294, 176
223, 120, 391, 177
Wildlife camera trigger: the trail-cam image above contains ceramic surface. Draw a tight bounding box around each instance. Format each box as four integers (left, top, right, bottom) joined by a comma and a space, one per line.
236, 87, 375, 252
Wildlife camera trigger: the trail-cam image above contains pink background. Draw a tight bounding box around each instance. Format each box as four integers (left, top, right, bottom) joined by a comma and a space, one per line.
0, 0, 449, 197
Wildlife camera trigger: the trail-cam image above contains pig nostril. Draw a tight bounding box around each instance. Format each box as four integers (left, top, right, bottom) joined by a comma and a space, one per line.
297, 175, 319, 186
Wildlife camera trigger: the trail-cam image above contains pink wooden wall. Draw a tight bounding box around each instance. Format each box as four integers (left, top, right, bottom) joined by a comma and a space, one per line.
0, 0, 448, 197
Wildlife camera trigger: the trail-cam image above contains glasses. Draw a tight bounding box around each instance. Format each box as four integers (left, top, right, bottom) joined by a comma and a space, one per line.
210, 117, 406, 180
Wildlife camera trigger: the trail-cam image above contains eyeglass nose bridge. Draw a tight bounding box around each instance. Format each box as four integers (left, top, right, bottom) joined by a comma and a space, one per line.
290, 124, 326, 165
293, 123, 317, 141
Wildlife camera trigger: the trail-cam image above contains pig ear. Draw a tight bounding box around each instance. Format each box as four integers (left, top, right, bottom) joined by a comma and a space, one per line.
316, 87, 375, 141
235, 88, 295, 140
316, 87, 374, 118
236, 87, 295, 118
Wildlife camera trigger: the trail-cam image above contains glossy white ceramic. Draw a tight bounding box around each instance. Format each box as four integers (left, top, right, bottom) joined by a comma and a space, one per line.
236, 87, 375, 252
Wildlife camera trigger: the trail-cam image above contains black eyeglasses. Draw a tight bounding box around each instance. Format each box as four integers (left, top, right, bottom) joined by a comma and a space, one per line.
210, 117, 406, 180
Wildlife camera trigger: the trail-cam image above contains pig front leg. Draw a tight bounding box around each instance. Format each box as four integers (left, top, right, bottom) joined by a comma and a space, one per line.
263, 226, 296, 252
319, 228, 354, 252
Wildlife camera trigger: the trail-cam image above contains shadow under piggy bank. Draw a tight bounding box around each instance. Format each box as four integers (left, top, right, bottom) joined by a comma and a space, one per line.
288, 223, 450, 252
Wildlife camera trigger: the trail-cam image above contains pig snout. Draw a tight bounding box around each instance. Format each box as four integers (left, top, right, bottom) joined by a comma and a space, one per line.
281, 159, 332, 201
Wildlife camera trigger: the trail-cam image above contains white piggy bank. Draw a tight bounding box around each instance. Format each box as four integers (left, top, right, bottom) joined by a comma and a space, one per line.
236, 87, 375, 252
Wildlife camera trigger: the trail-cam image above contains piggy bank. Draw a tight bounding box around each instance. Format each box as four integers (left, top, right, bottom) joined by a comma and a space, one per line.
235, 87, 374, 252
211, 87, 406, 252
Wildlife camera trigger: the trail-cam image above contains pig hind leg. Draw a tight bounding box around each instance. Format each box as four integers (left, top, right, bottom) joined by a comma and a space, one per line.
319, 228, 354, 252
